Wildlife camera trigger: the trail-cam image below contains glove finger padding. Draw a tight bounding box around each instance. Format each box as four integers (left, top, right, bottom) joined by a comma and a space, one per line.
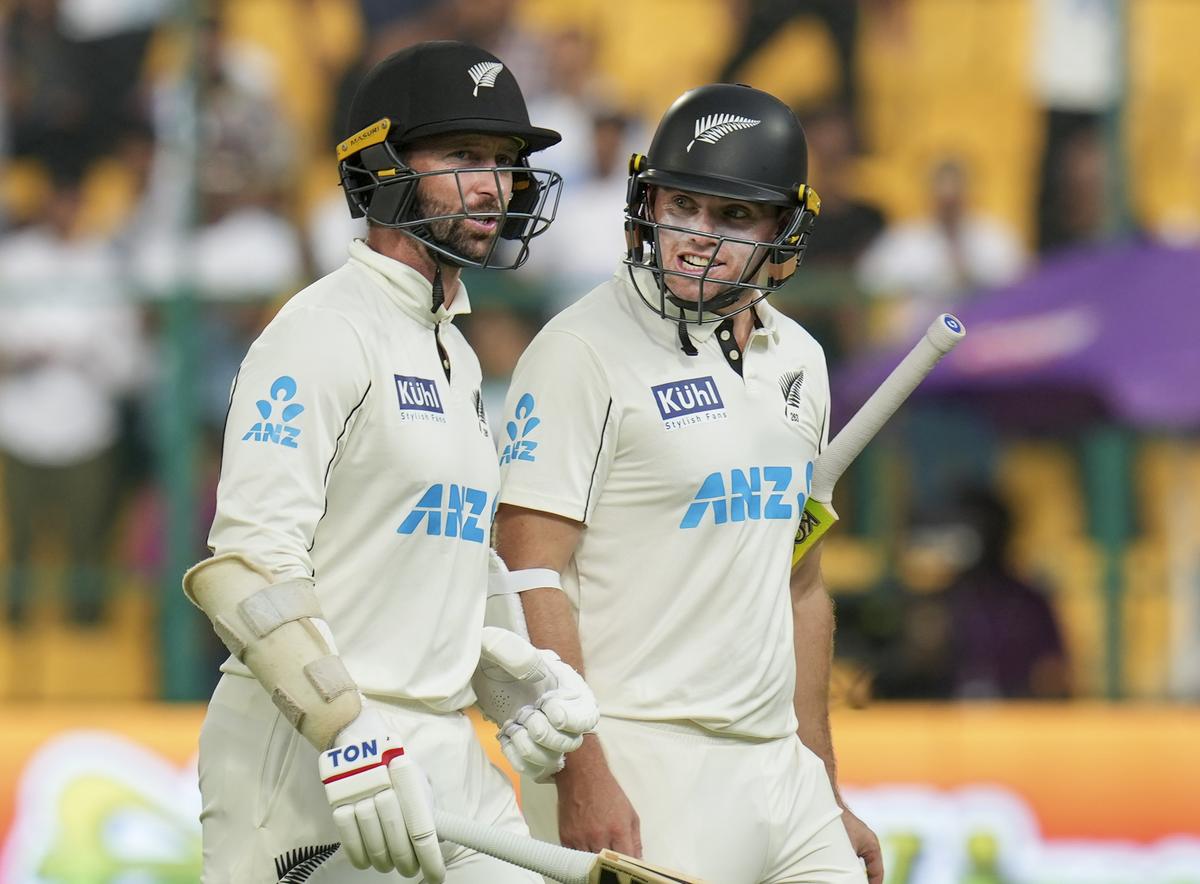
514, 705, 584, 753
373, 787, 417, 876
332, 803, 369, 869
354, 797, 392, 872
390, 756, 446, 884
502, 716, 565, 768
500, 729, 564, 782
536, 681, 600, 738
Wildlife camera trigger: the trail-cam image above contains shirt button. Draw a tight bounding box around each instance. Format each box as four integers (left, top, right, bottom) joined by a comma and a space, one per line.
729, 350, 740, 361
719, 330, 731, 341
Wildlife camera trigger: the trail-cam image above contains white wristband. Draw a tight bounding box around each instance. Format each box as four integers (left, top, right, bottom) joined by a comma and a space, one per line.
501, 568, 563, 594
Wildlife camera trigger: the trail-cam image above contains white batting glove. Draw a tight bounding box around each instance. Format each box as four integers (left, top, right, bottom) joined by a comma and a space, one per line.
472, 626, 599, 782
319, 708, 445, 882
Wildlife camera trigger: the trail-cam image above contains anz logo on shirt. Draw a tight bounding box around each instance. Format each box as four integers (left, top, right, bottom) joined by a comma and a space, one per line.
500, 393, 539, 465
397, 483, 492, 544
680, 463, 813, 529
242, 375, 304, 448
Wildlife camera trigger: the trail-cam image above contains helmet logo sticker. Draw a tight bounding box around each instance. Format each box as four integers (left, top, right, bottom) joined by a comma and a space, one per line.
468, 61, 504, 96
687, 113, 761, 152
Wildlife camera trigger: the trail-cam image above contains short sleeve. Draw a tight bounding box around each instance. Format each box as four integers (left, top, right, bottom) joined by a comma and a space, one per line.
208, 305, 371, 578
497, 329, 614, 524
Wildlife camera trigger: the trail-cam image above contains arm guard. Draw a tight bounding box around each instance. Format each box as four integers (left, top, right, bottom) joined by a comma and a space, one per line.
183, 553, 361, 750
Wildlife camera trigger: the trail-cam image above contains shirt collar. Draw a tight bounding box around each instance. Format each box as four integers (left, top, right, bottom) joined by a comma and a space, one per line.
617, 263, 778, 344
349, 238, 472, 327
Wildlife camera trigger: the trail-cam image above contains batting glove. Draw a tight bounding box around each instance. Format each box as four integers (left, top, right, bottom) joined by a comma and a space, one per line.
319, 708, 445, 882
472, 626, 599, 782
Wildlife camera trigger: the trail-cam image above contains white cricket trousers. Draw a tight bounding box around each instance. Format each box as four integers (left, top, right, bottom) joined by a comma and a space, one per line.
198, 672, 539, 884
522, 716, 867, 884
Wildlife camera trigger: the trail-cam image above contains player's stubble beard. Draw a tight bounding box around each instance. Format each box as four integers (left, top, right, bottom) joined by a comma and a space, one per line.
416, 190, 503, 263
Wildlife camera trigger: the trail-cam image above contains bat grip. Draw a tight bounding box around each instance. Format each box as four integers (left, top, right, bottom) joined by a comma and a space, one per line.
810, 314, 964, 502
434, 809, 595, 884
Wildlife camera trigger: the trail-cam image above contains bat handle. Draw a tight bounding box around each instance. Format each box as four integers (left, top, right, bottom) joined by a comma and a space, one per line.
926, 313, 967, 353
434, 809, 595, 884
809, 312, 966, 502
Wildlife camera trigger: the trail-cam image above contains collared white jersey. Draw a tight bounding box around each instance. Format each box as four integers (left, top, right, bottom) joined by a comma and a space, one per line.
499, 267, 830, 739
208, 239, 498, 711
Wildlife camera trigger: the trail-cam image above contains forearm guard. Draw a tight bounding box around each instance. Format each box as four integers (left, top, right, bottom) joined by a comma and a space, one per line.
183, 553, 361, 750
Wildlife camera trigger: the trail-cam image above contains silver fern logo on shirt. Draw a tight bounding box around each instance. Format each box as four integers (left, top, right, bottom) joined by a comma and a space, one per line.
687, 114, 760, 152
779, 369, 806, 424
473, 388, 490, 438
468, 61, 503, 96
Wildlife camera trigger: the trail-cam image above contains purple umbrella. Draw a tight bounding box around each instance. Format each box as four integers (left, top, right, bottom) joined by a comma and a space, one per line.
836, 242, 1200, 431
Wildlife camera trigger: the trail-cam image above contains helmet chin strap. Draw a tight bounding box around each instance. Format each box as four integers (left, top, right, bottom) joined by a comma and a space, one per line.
406, 223, 469, 314
665, 287, 742, 315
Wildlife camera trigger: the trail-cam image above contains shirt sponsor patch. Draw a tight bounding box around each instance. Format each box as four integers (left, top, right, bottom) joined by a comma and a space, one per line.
650, 375, 727, 430
397, 483, 491, 543
394, 374, 446, 422
242, 374, 304, 448
500, 392, 539, 464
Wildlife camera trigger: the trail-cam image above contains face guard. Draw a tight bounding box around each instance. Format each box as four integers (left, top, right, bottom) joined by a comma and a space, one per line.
622, 153, 820, 324
339, 123, 563, 271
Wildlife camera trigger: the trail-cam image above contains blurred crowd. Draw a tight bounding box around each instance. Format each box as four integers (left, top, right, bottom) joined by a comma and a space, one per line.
1, 0, 1196, 702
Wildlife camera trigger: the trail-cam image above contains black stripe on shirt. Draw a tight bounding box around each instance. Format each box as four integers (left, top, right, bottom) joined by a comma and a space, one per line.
581, 398, 614, 521
307, 382, 372, 554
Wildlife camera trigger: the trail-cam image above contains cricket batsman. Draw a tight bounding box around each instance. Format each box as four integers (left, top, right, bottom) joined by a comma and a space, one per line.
183, 42, 598, 883
494, 83, 882, 883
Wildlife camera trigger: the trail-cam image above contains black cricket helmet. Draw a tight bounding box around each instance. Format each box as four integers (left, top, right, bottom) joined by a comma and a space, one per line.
337, 41, 564, 270
624, 83, 821, 322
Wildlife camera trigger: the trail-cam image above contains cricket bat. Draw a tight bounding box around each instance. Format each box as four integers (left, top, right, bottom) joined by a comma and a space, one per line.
791, 313, 966, 567
434, 810, 704, 883
304, 811, 704, 884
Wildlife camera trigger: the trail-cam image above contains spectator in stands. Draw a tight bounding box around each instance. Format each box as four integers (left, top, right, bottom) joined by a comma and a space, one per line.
526, 27, 618, 186
0, 173, 147, 625
874, 484, 1071, 700
802, 104, 884, 268
190, 17, 303, 435
857, 156, 1025, 341
5, 0, 166, 170
1030, 0, 1119, 253
5, 0, 87, 169
943, 484, 1071, 699
522, 108, 639, 308
787, 103, 885, 364
1037, 121, 1110, 254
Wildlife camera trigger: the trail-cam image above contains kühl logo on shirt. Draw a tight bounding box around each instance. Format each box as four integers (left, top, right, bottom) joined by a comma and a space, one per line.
394, 374, 446, 423
651, 375, 727, 430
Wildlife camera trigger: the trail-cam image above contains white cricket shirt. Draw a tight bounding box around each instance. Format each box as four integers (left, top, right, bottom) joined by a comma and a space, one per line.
209, 239, 498, 711
499, 266, 830, 739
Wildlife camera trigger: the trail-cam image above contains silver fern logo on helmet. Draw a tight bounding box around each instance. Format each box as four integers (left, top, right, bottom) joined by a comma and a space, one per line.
687, 114, 761, 152
468, 61, 504, 96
